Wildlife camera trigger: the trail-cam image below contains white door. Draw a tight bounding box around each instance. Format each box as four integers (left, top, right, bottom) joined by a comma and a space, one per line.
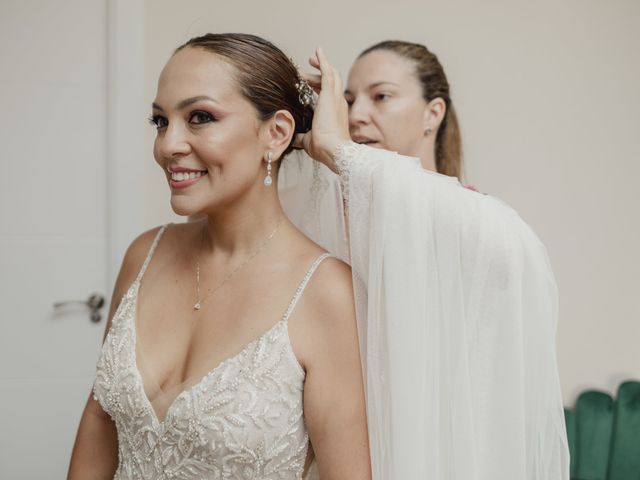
0, 1, 145, 477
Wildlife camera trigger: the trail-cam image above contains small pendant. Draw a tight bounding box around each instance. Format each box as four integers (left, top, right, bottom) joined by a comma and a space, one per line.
193, 302, 201, 311
263, 175, 272, 186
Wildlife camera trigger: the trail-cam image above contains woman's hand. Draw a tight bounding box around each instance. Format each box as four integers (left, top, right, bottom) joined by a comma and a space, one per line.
294, 48, 351, 173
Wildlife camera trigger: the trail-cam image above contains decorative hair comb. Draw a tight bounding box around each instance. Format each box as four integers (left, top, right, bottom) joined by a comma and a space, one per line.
290, 58, 316, 108
295, 78, 315, 108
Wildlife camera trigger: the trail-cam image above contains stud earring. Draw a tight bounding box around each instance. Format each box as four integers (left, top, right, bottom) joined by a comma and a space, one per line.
264, 151, 273, 186
425, 127, 433, 136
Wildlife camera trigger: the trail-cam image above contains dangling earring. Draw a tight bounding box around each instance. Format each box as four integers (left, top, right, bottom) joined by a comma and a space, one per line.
425, 127, 433, 136
264, 151, 273, 186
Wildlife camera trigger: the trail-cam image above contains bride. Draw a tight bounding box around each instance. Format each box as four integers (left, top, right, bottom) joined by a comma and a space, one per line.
68, 33, 371, 480
283, 41, 570, 479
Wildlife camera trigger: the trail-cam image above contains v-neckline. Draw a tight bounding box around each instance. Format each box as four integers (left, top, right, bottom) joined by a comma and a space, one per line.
126, 281, 294, 426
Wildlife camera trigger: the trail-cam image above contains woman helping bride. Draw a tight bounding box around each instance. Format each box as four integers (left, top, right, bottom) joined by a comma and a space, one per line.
284, 42, 569, 480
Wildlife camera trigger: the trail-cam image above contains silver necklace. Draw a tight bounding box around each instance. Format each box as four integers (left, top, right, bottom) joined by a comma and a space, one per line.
193, 216, 283, 311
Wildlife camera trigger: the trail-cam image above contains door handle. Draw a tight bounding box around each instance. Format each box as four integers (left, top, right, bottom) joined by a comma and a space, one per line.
54, 293, 105, 323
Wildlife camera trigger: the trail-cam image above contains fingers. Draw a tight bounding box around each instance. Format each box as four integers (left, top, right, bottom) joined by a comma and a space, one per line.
299, 71, 321, 83
315, 47, 334, 85
315, 47, 343, 95
315, 47, 329, 70
300, 47, 338, 95
308, 55, 320, 69
292, 133, 307, 150
333, 68, 344, 96
299, 71, 322, 92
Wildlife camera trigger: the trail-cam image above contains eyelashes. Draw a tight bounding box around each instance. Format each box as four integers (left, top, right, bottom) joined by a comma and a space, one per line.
189, 111, 215, 124
148, 115, 167, 129
148, 110, 217, 130
343, 93, 391, 108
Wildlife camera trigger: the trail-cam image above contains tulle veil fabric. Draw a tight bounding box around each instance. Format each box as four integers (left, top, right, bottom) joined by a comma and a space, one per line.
280, 145, 569, 480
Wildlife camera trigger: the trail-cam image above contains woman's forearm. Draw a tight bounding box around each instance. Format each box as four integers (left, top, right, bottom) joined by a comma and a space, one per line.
67, 396, 118, 479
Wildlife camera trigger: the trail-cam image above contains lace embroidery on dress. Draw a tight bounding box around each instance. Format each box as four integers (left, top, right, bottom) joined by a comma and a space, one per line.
93, 226, 331, 479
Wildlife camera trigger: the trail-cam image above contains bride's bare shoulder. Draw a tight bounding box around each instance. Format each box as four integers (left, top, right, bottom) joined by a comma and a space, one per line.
101, 225, 167, 337
112, 222, 193, 300
306, 256, 354, 308
120, 221, 198, 272
287, 254, 359, 375
118, 225, 168, 279
292, 255, 355, 331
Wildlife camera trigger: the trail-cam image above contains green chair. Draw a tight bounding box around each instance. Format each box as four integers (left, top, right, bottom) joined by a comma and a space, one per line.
564, 380, 640, 480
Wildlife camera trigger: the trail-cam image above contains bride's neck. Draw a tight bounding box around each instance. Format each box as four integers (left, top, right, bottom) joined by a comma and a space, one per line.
200, 196, 284, 257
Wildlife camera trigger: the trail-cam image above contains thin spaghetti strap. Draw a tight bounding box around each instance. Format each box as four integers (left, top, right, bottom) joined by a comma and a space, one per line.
282, 253, 333, 323
134, 225, 169, 284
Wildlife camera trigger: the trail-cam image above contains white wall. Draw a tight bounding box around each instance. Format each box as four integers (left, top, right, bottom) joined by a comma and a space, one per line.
141, 0, 640, 405
0, 1, 110, 476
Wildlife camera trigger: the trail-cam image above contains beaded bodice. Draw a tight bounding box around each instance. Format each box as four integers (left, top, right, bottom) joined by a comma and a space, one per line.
93, 225, 330, 479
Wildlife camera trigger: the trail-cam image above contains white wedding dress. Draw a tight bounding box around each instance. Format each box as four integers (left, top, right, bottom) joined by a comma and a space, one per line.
280, 142, 570, 480
93, 224, 331, 480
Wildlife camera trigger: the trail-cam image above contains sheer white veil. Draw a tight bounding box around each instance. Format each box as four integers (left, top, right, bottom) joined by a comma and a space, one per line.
280, 146, 569, 480
279, 150, 350, 263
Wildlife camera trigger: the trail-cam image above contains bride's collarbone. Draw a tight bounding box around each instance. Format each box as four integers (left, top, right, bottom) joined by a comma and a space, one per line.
134, 274, 310, 389
134, 235, 324, 381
